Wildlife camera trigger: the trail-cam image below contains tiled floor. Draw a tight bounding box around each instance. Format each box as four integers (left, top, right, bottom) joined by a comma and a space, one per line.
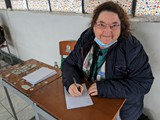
0, 60, 46, 120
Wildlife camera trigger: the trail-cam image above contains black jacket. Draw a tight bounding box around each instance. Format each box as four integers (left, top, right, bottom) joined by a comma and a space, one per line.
62, 28, 154, 120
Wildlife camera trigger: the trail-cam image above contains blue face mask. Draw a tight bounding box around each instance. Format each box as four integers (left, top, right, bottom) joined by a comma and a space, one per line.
94, 37, 117, 49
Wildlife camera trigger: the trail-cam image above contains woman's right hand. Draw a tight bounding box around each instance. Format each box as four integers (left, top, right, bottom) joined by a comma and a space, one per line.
68, 83, 84, 96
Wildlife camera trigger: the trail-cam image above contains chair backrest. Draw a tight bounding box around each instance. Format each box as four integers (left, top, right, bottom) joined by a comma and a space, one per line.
59, 40, 77, 55
59, 40, 77, 68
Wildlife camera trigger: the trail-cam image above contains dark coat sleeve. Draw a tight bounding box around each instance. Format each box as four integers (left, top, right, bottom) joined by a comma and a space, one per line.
62, 28, 92, 91
97, 35, 154, 98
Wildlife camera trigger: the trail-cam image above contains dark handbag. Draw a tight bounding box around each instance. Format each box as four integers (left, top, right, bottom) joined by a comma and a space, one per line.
0, 26, 5, 45
137, 113, 150, 120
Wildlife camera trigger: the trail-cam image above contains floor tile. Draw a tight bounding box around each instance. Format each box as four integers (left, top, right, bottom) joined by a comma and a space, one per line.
1, 93, 28, 115
17, 105, 35, 120
0, 83, 14, 102
0, 104, 12, 120
7, 117, 15, 120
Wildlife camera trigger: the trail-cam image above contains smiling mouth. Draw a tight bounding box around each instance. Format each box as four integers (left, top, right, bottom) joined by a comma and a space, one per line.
103, 36, 112, 38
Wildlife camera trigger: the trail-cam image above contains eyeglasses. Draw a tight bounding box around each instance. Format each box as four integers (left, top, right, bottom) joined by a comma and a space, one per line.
95, 22, 121, 30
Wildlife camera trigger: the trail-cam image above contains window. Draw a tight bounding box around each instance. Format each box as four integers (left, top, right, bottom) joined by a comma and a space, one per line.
135, 0, 160, 16
50, 0, 82, 13
27, 0, 50, 11
0, 0, 6, 9
11, 0, 27, 10
1, 0, 160, 19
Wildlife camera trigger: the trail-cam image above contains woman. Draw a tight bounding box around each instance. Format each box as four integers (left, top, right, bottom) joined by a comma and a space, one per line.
62, 1, 154, 120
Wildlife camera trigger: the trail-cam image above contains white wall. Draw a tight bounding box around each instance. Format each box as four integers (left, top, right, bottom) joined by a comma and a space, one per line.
0, 10, 160, 120
0, 10, 90, 65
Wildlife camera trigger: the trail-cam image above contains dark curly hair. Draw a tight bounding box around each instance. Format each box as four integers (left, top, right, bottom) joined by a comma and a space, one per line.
90, 1, 131, 37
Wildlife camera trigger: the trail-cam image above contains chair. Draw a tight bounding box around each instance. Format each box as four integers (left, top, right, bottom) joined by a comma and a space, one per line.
59, 40, 77, 69
0, 26, 13, 67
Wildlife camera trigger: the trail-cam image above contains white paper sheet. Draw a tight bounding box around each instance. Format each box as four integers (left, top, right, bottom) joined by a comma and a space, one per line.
64, 83, 93, 109
22, 67, 57, 86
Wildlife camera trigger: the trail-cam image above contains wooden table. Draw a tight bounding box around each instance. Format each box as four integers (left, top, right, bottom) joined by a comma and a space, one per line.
0, 59, 61, 120
31, 77, 126, 120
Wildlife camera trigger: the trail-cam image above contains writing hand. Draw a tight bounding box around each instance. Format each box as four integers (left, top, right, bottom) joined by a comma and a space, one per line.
68, 83, 84, 97
87, 83, 98, 96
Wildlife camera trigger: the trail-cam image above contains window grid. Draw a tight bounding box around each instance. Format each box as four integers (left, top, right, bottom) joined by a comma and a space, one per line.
1, 0, 160, 17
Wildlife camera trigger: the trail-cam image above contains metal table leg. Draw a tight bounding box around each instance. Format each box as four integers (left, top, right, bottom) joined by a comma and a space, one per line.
3, 86, 18, 120
33, 103, 40, 120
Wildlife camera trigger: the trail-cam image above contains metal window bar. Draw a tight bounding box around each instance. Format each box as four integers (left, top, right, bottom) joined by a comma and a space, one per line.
4, 0, 12, 9
48, 0, 52, 12
131, 0, 137, 17
25, 0, 29, 11
82, 0, 85, 13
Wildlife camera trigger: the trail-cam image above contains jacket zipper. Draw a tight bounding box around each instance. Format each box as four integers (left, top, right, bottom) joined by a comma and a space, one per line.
105, 42, 118, 79
81, 47, 84, 61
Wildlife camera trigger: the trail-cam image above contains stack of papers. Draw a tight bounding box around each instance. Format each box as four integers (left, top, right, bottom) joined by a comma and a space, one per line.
22, 67, 57, 86
64, 83, 93, 109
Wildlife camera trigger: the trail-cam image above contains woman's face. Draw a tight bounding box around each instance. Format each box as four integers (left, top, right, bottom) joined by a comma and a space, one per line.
93, 11, 121, 44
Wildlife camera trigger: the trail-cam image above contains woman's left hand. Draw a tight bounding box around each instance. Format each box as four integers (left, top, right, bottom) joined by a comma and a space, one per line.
87, 83, 98, 96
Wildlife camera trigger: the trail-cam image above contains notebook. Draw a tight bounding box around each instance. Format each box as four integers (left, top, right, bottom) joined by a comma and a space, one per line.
22, 67, 57, 86
64, 83, 93, 109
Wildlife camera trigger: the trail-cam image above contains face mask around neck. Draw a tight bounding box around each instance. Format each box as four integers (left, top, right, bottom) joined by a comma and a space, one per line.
94, 37, 117, 49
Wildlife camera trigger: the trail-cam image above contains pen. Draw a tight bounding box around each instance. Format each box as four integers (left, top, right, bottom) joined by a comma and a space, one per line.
73, 76, 81, 92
